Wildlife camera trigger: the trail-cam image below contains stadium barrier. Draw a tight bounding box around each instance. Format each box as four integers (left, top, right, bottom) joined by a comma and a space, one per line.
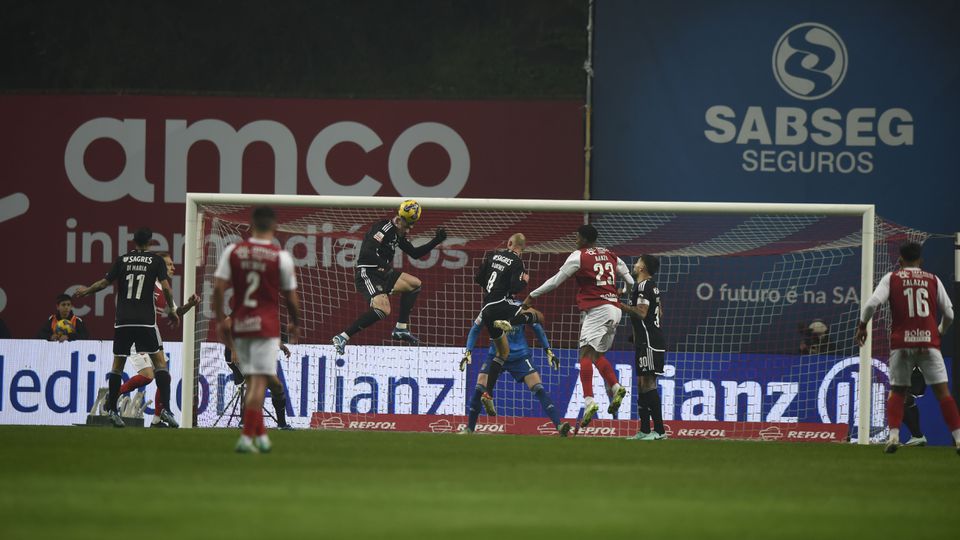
7, 339, 954, 444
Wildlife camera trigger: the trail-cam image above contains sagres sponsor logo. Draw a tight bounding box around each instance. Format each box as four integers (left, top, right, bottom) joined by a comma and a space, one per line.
817, 357, 890, 428
320, 416, 345, 429
772, 23, 847, 101
348, 421, 397, 430
705, 22, 913, 175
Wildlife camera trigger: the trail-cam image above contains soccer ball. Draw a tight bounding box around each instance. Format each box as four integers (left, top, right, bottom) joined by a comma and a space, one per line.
55, 319, 74, 335
398, 199, 421, 225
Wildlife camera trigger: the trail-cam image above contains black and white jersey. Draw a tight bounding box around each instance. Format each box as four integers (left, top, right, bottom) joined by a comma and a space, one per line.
630, 278, 665, 351
475, 249, 527, 305
105, 250, 170, 327
357, 218, 440, 269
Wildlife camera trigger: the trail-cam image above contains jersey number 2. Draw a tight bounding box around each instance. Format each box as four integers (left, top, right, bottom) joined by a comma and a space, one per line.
593, 262, 615, 286
244, 272, 261, 308
903, 287, 930, 318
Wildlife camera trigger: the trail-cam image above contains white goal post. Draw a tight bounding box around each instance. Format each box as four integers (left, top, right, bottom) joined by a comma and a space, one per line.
181, 194, 876, 444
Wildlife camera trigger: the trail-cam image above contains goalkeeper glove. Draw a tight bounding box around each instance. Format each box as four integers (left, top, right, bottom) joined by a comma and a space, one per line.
545, 348, 559, 370
434, 228, 448, 242
459, 350, 472, 372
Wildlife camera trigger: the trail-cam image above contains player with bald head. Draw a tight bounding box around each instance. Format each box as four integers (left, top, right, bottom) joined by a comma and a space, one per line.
467, 233, 547, 424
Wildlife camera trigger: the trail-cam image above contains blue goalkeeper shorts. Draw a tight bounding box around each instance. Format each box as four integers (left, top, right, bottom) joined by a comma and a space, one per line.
480, 355, 538, 383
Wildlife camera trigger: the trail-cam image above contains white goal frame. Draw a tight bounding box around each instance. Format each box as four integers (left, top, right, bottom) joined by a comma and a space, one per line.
182, 194, 876, 443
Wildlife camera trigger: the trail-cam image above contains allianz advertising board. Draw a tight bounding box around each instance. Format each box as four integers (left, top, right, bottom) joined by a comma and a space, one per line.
591, 0, 959, 235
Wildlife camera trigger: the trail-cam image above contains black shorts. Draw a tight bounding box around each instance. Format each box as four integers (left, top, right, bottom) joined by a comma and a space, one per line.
635, 345, 665, 375
113, 326, 162, 356
355, 267, 402, 303
480, 299, 522, 340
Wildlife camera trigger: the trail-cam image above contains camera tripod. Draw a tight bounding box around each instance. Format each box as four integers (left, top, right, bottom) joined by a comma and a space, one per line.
213, 379, 278, 428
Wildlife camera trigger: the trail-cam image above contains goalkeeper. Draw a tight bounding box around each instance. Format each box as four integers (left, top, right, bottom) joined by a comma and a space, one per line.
459, 314, 570, 436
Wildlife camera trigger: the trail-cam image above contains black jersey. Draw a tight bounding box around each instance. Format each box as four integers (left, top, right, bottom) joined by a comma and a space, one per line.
356, 218, 442, 269
630, 278, 666, 351
475, 249, 527, 304
105, 250, 170, 327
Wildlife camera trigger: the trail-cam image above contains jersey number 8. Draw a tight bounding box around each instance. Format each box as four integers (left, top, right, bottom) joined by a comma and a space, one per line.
486, 270, 498, 293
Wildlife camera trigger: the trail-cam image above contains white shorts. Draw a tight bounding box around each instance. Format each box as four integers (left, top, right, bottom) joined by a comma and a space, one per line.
889, 348, 948, 387
130, 353, 153, 372
578, 303, 622, 353
233, 337, 280, 376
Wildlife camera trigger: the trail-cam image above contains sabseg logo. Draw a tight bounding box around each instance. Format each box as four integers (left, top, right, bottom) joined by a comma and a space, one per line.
704, 22, 913, 175
772, 23, 847, 100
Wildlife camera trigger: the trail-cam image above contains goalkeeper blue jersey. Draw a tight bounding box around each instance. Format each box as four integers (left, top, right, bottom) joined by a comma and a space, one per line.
464, 319, 551, 362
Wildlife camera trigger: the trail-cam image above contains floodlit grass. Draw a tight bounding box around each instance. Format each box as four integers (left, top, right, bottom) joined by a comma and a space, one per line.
0, 426, 955, 539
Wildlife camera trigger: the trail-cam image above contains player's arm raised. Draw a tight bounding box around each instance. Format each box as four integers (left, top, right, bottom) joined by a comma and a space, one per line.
523, 251, 579, 307
398, 228, 447, 259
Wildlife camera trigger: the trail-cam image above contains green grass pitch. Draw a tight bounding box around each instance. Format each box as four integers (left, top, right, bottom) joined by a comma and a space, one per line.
1, 426, 955, 539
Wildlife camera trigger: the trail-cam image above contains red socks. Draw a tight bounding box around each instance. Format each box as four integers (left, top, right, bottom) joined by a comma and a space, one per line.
938, 395, 960, 431
119, 374, 152, 395
256, 412, 267, 436
579, 358, 594, 398
154, 389, 163, 415
242, 407, 261, 437
886, 392, 905, 430
595, 356, 619, 387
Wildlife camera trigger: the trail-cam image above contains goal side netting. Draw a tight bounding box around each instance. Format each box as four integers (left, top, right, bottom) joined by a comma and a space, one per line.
182, 196, 926, 443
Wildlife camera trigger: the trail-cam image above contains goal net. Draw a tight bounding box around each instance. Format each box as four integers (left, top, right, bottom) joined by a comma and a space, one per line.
181, 196, 928, 443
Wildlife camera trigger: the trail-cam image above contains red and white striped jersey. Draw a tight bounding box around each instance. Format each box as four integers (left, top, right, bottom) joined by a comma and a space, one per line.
214, 238, 297, 338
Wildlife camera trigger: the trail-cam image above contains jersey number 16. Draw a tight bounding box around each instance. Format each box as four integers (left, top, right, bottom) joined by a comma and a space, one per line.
903, 287, 930, 318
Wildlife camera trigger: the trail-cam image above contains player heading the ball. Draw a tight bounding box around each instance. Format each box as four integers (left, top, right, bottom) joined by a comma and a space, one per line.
332, 200, 447, 354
